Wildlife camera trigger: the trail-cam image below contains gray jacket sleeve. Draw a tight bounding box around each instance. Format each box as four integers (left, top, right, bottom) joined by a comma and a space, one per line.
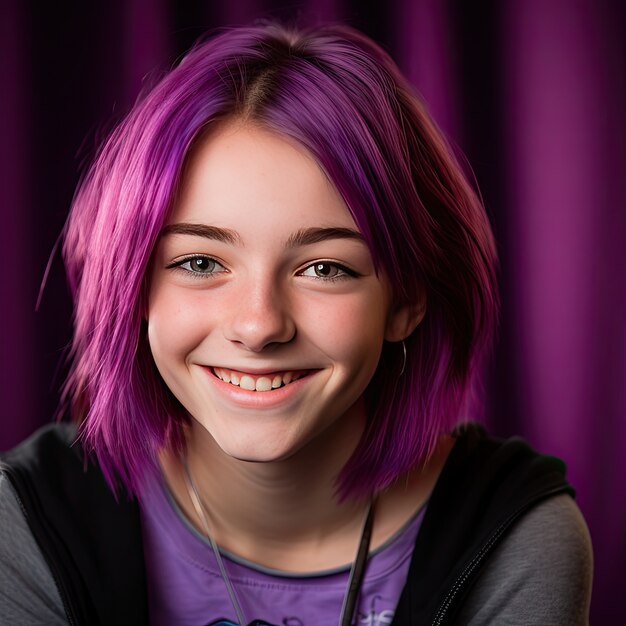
0, 473, 68, 625
458, 493, 593, 625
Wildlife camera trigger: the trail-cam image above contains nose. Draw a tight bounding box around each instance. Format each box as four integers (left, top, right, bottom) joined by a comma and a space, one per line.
223, 277, 296, 352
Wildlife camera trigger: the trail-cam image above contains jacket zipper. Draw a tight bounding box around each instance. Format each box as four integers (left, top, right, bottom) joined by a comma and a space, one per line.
1, 467, 79, 626
430, 486, 571, 625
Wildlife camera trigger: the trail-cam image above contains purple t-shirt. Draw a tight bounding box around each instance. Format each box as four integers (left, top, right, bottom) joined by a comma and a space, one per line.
139, 473, 425, 626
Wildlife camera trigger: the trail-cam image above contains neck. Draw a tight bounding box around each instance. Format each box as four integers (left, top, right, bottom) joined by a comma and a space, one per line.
161, 402, 371, 571
160, 404, 456, 572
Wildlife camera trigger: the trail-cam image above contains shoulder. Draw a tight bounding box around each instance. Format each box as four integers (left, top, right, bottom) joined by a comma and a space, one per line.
0, 421, 125, 528
395, 424, 586, 623
0, 424, 78, 624
433, 423, 577, 531
0, 473, 68, 624
0, 422, 79, 469
459, 493, 593, 625
1, 423, 149, 625
0, 422, 93, 535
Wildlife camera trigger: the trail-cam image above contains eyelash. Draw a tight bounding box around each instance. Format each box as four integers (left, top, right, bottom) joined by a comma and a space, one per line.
166, 255, 359, 282
166, 255, 226, 279
298, 261, 358, 282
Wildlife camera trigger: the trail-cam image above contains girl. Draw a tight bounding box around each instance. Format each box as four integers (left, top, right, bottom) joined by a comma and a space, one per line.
0, 22, 592, 625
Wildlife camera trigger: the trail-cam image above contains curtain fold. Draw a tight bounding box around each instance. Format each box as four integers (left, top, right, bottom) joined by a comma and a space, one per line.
502, 3, 626, 616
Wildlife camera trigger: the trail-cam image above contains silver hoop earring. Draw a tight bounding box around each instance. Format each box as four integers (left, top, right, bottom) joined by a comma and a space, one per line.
399, 340, 407, 376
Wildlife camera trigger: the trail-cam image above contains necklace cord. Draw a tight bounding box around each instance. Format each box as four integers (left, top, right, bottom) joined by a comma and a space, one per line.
184, 459, 248, 626
338, 498, 375, 626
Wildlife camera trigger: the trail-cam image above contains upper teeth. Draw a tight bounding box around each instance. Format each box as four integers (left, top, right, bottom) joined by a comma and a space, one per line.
213, 368, 303, 391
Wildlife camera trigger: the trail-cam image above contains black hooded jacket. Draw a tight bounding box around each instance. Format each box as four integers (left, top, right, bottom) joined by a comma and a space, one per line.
0, 422, 574, 625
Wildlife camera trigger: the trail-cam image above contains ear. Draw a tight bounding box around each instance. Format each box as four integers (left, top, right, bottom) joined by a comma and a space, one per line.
384, 294, 427, 342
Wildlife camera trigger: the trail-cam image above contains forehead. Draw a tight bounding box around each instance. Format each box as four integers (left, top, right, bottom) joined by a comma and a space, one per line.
169, 121, 358, 235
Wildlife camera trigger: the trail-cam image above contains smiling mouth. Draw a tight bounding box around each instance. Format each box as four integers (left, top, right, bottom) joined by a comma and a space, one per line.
211, 367, 310, 392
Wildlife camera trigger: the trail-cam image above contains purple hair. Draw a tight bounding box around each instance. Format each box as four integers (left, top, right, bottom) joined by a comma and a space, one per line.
62, 22, 498, 499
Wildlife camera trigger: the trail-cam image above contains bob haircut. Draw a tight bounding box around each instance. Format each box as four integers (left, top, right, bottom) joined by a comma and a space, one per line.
62, 22, 498, 499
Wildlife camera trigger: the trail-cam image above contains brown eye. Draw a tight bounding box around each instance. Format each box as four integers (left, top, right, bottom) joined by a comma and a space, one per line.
188, 257, 215, 272
300, 261, 355, 281
313, 263, 338, 278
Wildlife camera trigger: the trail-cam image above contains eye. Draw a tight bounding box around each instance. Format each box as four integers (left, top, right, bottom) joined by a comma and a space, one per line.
167, 255, 226, 277
299, 262, 356, 281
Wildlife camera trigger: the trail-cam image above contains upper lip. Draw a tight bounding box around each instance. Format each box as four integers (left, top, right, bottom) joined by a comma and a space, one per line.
201, 365, 316, 376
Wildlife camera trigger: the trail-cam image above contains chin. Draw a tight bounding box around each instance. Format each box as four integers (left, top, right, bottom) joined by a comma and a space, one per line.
223, 446, 298, 465
213, 432, 302, 464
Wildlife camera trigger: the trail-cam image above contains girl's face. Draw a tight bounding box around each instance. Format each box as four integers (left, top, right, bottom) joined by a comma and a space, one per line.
148, 122, 412, 463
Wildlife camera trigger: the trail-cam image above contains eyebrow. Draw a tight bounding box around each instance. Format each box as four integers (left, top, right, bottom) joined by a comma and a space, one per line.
160, 223, 365, 248
160, 223, 240, 244
285, 227, 365, 248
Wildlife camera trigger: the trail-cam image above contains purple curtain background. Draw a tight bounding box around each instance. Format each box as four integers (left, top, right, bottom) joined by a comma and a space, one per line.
1, 0, 624, 621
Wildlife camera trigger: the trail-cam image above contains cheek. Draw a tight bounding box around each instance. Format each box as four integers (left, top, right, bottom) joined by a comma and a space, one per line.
303, 290, 390, 363
147, 286, 208, 368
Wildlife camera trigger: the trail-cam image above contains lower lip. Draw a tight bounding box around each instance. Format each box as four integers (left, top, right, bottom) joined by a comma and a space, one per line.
201, 367, 317, 409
